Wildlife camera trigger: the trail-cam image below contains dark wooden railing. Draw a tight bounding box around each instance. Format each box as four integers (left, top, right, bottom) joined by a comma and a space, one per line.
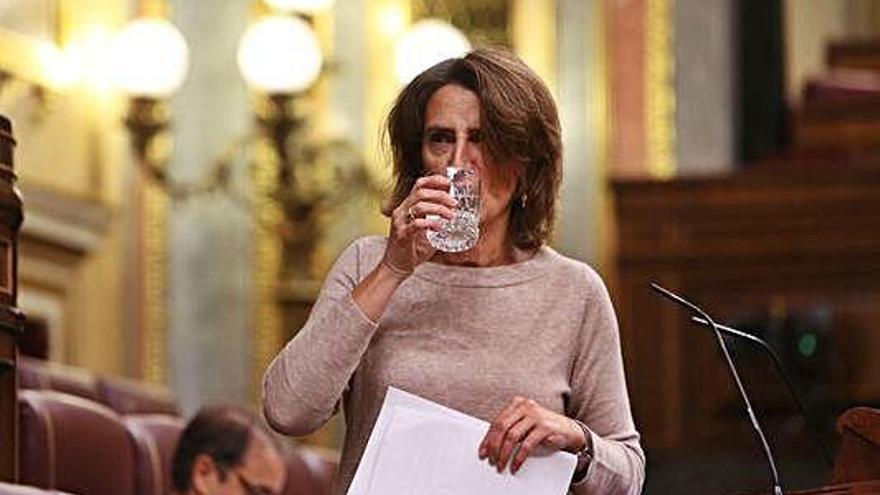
0, 115, 24, 481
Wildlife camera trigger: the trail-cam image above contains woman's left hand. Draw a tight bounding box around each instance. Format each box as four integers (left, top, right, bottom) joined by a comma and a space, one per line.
478, 396, 586, 475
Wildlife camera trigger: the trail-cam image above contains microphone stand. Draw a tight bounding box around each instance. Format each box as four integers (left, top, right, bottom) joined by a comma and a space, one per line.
650, 282, 784, 495
690, 316, 834, 467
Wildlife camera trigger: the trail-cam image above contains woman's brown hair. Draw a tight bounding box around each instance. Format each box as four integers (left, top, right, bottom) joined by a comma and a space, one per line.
383, 47, 562, 250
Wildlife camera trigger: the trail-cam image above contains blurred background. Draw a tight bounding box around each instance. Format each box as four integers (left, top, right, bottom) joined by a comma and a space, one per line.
1, 0, 879, 493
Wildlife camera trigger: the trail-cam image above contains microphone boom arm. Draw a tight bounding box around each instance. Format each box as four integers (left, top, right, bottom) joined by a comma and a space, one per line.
650, 282, 784, 495
690, 316, 834, 467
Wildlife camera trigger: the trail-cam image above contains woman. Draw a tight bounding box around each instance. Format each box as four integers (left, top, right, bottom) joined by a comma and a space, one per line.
263, 47, 645, 494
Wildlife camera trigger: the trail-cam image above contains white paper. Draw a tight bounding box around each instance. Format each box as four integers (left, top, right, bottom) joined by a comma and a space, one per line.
347, 387, 577, 495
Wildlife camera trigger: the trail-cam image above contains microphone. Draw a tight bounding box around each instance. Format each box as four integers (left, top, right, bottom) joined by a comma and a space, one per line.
649, 282, 784, 495
690, 316, 834, 467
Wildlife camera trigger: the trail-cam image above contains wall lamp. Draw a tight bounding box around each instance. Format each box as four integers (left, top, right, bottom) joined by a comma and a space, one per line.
112, 16, 189, 186
236, 9, 379, 282
237, 12, 326, 282
237, 13, 322, 166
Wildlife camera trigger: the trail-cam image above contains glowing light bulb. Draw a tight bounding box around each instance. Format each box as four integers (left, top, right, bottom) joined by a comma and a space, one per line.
111, 18, 190, 98
394, 19, 471, 85
237, 15, 323, 94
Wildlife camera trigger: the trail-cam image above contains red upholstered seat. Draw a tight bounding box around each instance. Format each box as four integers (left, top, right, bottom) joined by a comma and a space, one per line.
282, 446, 339, 495
19, 390, 136, 495
830, 406, 880, 484
17, 358, 101, 404
98, 376, 178, 416
124, 414, 186, 495
283, 449, 323, 495
18, 357, 177, 416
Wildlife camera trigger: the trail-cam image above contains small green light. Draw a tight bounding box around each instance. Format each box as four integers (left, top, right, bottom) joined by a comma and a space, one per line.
798, 333, 818, 357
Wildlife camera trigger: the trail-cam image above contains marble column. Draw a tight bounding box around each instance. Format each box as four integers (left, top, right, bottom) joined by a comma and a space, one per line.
168, 0, 253, 415
555, 0, 607, 266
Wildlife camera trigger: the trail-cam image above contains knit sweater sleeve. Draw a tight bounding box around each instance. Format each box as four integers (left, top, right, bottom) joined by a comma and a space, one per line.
568, 268, 645, 495
262, 238, 380, 436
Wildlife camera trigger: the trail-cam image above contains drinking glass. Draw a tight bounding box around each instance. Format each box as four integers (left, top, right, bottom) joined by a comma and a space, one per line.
426, 166, 480, 252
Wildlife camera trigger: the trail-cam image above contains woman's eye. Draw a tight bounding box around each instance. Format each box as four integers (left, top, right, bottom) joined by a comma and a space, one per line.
469, 130, 483, 143
427, 132, 454, 143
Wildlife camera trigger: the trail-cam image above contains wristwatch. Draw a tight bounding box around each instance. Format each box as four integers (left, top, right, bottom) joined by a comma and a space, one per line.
572, 419, 594, 460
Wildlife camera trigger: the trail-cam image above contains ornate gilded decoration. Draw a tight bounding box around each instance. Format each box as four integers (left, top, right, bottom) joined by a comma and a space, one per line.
645, 0, 677, 178
412, 0, 512, 46
249, 92, 377, 399
128, 98, 174, 384
124, 95, 173, 384
141, 177, 168, 383
250, 133, 285, 400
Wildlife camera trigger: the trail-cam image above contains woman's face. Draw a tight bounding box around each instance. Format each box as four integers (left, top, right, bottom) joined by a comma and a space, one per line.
421, 84, 520, 232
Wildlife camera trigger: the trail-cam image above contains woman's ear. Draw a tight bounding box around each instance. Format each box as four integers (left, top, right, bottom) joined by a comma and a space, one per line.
190, 454, 220, 494
513, 161, 530, 198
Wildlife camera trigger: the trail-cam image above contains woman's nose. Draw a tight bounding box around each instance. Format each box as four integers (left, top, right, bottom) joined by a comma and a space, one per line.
450, 138, 476, 168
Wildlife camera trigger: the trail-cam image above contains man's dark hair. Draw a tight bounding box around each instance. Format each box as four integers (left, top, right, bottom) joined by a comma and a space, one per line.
171, 405, 258, 492
383, 46, 563, 250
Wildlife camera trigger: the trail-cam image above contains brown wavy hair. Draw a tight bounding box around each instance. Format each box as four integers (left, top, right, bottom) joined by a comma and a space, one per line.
382, 47, 562, 250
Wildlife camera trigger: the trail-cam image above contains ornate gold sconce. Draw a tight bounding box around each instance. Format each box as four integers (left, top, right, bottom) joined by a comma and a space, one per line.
114, 14, 189, 178
238, 10, 367, 282
124, 96, 171, 168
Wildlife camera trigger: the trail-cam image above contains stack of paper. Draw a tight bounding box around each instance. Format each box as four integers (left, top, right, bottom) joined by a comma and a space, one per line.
348, 387, 577, 495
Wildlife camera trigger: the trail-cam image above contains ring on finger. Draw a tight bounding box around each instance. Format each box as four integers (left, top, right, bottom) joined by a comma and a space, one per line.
406, 206, 416, 223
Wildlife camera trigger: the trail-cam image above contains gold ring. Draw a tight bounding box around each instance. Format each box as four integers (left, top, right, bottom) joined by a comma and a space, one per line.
406, 207, 416, 223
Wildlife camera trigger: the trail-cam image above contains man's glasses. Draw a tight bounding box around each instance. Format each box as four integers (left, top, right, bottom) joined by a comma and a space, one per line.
234, 470, 277, 495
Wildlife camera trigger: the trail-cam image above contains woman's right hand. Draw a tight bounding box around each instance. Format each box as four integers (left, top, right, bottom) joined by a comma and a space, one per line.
381, 173, 457, 276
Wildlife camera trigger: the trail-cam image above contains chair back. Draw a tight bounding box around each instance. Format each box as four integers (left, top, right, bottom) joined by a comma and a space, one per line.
98, 376, 178, 416
282, 446, 338, 495
19, 390, 136, 495
124, 414, 185, 495
18, 359, 100, 404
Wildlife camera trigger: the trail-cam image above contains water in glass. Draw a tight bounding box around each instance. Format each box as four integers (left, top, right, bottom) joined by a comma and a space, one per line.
426, 167, 480, 252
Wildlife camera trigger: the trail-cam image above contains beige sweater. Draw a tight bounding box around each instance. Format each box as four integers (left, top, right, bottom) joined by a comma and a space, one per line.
263, 236, 645, 494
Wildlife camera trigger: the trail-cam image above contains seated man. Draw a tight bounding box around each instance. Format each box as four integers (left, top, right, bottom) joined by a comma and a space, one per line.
172, 405, 286, 495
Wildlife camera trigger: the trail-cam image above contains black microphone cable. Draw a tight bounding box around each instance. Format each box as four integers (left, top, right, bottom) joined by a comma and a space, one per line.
650, 282, 784, 495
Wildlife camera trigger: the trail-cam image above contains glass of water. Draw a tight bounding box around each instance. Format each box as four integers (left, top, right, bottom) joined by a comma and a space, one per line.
426, 166, 480, 252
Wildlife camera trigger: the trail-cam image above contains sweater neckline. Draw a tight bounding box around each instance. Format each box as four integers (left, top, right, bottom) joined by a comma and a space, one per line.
411, 244, 554, 288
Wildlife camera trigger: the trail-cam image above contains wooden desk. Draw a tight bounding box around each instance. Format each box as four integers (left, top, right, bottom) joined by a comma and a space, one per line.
612, 161, 880, 453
